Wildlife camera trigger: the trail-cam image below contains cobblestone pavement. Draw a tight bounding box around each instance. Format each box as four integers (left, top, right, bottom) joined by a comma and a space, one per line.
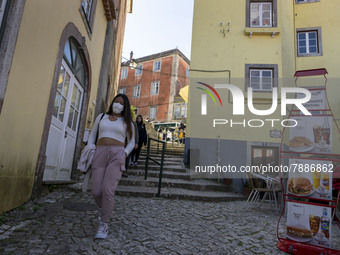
0, 187, 339, 255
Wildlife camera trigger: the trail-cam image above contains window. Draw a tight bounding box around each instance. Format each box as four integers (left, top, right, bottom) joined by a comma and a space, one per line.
149, 106, 157, 120
0, 0, 9, 44
173, 103, 187, 119
153, 60, 161, 72
296, 0, 320, 3
133, 85, 141, 98
135, 65, 143, 76
119, 88, 126, 94
250, 69, 273, 91
0, 0, 8, 29
251, 147, 279, 166
181, 103, 187, 118
63, 38, 86, 87
151, 81, 160, 95
186, 67, 190, 77
121, 68, 128, 79
81, 0, 93, 21
251, 2, 272, 27
174, 105, 180, 119
297, 27, 322, 57
246, 0, 277, 27
80, 0, 97, 35
245, 64, 278, 92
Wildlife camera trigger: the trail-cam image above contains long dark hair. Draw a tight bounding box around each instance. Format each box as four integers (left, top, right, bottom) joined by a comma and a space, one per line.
106, 94, 133, 139
136, 114, 144, 125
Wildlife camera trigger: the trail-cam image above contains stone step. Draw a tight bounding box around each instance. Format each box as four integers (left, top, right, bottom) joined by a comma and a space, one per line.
118, 148, 241, 202
115, 185, 245, 202
139, 153, 183, 159
136, 162, 183, 169
136, 154, 184, 164
125, 169, 191, 180
138, 156, 183, 165
139, 152, 184, 160
129, 164, 186, 173
142, 147, 184, 156
119, 176, 231, 192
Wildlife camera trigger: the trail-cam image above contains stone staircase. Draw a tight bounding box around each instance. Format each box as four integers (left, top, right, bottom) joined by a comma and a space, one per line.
116, 145, 245, 202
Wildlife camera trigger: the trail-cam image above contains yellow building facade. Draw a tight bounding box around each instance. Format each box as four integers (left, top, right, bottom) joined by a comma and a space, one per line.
0, 0, 132, 213
189, 0, 340, 190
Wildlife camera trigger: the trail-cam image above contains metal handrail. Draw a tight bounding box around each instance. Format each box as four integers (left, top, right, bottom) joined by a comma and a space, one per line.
144, 137, 166, 197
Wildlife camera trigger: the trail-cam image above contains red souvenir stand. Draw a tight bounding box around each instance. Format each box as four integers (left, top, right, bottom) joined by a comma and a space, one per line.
277, 68, 340, 254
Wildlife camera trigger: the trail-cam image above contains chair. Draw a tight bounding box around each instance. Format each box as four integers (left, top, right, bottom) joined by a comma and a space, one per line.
243, 172, 281, 212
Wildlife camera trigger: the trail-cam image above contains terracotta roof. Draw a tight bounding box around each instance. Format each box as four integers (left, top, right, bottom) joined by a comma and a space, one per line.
122, 49, 190, 66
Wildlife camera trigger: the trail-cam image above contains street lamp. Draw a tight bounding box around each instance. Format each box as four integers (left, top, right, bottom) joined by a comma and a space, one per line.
129, 51, 138, 69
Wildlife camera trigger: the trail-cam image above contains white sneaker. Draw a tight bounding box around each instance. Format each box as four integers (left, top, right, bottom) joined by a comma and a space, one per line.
95, 222, 108, 239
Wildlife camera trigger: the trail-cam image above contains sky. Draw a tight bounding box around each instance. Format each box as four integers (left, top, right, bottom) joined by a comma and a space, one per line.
121, 0, 194, 61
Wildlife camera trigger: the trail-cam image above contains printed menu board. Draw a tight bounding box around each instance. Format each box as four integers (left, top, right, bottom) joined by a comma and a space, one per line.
288, 158, 333, 200
287, 202, 332, 248
289, 116, 332, 154
298, 89, 326, 111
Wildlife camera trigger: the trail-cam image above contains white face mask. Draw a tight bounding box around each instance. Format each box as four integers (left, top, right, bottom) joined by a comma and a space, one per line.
112, 102, 124, 114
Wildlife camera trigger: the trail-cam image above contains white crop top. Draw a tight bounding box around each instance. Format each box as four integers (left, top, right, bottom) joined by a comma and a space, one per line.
88, 114, 135, 155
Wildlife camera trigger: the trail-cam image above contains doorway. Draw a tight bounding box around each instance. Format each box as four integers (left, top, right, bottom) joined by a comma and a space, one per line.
43, 59, 84, 180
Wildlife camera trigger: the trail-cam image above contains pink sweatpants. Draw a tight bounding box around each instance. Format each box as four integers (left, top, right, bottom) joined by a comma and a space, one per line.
91, 145, 125, 223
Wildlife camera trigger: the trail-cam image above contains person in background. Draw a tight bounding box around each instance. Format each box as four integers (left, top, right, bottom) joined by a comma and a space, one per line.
178, 122, 185, 144
130, 115, 147, 166
167, 129, 172, 141
158, 126, 163, 140
88, 94, 135, 239
122, 120, 138, 177
162, 128, 167, 140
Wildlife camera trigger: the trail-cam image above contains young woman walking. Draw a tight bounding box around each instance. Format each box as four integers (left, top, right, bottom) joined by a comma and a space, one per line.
87, 94, 135, 239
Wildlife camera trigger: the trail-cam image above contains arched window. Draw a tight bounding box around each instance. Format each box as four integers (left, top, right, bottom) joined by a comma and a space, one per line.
63, 38, 86, 87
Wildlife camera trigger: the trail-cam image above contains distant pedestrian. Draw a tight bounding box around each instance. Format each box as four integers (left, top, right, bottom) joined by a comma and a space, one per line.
178, 122, 186, 144
158, 126, 163, 140
87, 94, 135, 239
130, 115, 147, 166
167, 129, 172, 141
122, 121, 138, 177
162, 128, 167, 140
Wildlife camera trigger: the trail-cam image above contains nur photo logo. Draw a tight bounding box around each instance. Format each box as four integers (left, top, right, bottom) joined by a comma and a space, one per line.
196, 82, 312, 128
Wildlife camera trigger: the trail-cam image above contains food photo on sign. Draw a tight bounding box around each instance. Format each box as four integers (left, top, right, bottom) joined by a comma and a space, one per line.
288, 159, 333, 200
286, 202, 332, 248
289, 116, 332, 154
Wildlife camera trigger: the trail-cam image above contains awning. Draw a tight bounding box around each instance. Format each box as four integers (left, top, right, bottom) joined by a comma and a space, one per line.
294, 68, 328, 77
179, 85, 189, 103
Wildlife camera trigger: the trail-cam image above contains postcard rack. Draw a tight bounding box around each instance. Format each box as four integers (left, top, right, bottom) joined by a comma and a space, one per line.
277, 68, 340, 254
